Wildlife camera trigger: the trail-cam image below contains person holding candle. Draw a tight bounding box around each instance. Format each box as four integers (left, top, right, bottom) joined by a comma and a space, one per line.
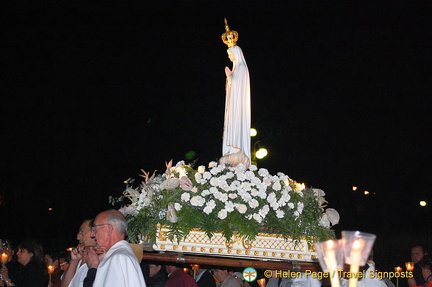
44, 250, 62, 287
0, 239, 46, 287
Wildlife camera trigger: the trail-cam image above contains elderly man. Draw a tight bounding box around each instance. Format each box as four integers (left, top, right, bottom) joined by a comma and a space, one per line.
83, 209, 146, 287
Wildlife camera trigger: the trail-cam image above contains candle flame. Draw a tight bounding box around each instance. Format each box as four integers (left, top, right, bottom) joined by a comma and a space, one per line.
353, 240, 361, 250
326, 240, 335, 249
48, 264, 55, 273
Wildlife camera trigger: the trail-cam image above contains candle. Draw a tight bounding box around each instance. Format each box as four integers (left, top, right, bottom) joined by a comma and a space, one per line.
395, 266, 402, 273
1, 252, 8, 264
406, 262, 414, 271
323, 240, 341, 287
257, 278, 266, 287
348, 240, 362, 287
48, 264, 55, 274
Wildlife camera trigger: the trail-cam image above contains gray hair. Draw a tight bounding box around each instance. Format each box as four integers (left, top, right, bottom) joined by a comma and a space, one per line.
104, 209, 128, 235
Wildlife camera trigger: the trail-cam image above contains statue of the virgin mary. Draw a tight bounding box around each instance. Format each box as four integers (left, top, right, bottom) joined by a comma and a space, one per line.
220, 19, 251, 167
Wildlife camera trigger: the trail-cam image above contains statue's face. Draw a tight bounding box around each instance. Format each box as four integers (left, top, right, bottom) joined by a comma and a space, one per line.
227, 50, 235, 62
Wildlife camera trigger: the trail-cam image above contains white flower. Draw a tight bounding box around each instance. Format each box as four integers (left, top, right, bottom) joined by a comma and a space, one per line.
249, 199, 259, 208
258, 168, 269, 177
276, 210, 285, 218
194, 173, 202, 182
191, 186, 198, 193
208, 161, 218, 168
160, 178, 180, 190
181, 192, 190, 202
174, 203, 182, 211
175, 160, 185, 167
272, 181, 282, 191
207, 199, 216, 209
203, 206, 213, 214
236, 204, 247, 214
190, 195, 205, 207
203, 172, 212, 180
197, 165, 205, 173
249, 164, 257, 171
324, 208, 340, 225
319, 214, 330, 227
297, 202, 304, 214
259, 205, 270, 217
218, 209, 228, 219
228, 193, 238, 199
224, 201, 235, 212
226, 171, 235, 179
288, 202, 295, 209
245, 170, 255, 179
241, 181, 252, 191
201, 189, 210, 196
176, 166, 187, 177
253, 213, 263, 223
210, 177, 219, 186
118, 206, 138, 216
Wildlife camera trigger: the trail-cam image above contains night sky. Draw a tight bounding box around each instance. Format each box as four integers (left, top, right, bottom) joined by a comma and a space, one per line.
1, 1, 431, 270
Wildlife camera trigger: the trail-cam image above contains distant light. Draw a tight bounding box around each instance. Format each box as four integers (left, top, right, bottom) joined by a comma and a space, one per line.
255, 148, 268, 159
250, 128, 257, 137
364, 190, 370, 195
48, 207, 53, 211
66, 247, 74, 251
352, 186, 358, 191
420, 201, 427, 207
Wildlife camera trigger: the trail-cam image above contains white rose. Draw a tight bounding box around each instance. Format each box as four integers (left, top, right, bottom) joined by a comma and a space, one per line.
174, 203, 182, 211
203, 206, 213, 214
207, 200, 216, 209
218, 209, 228, 219
276, 210, 285, 218
190, 195, 205, 207
272, 181, 282, 191
181, 192, 190, 202
253, 213, 263, 223
236, 204, 248, 214
249, 164, 257, 171
258, 168, 269, 177
224, 201, 235, 212
297, 202, 304, 213
249, 199, 259, 208
208, 161, 218, 168
191, 186, 198, 193
194, 173, 202, 182
203, 172, 212, 180
197, 165, 205, 173
288, 202, 295, 209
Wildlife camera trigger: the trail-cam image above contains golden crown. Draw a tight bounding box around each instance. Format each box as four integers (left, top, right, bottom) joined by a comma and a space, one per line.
221, 18, 238, 48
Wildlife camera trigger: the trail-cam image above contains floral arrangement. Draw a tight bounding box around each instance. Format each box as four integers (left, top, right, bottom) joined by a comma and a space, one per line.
110, 160, 339, 246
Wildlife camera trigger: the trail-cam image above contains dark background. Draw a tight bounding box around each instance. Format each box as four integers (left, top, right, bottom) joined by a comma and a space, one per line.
1, 0, 431, 272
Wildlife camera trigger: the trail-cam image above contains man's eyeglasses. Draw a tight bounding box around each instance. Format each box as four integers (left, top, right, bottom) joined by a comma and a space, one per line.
91, 223, 111, 231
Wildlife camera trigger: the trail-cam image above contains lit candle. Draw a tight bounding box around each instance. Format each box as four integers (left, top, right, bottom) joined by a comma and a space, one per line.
48, 264, 55, 287
1, 252, 8, 264
395, 266, 402, 273
348, 240, 362, 287
323, 240, 341, 287
395, 266, 402, 287
257, 278, 266, 287
406, 262, 414, 272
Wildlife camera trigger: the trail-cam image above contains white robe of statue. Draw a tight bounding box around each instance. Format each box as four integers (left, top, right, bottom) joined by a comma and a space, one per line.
92, 240, 146, 287
222, 45, 251, 164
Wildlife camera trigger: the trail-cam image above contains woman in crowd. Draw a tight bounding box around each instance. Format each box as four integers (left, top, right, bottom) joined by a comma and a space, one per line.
0, 239, 46, 287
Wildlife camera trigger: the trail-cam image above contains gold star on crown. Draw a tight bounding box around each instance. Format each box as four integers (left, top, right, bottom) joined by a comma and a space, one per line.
221, 18, 238, 48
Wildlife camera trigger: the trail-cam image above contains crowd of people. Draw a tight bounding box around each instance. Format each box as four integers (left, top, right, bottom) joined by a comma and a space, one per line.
0, 209, 250, 287
1, 210, 431, 287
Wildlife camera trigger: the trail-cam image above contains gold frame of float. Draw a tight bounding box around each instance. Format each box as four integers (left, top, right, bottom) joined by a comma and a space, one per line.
152, 226, 317, 262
